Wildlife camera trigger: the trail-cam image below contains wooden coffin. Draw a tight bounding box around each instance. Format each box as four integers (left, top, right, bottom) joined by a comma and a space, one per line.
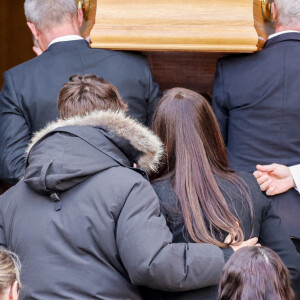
83, 0, 274, 94
89, 0, 273, 52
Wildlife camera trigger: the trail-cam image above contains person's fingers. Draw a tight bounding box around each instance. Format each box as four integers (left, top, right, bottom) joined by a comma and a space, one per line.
256, 163, 277, 173
256, 174, 270, 185
242, 237, 258, 246
224, 233, 236, 244
253, 170, 262, 179
265, 185, 276, 196
255, 243, 261, 247
259, 178, 272, 191
224, 234, 231, 244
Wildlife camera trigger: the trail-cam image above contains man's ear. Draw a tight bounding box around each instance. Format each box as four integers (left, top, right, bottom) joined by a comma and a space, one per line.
27, 22, 40, 40
77, 9, 84, 28
271, 2, 277, 22
9, 281, 19, 300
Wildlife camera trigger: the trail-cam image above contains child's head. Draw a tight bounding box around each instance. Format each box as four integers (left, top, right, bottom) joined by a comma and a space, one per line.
0, 248, 21, 300
218, 246, 295, 300
57, 74, 128, 119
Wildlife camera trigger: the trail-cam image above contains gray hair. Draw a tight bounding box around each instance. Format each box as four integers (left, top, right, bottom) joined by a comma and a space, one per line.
274, 0, 300, 28
24, 0, 78, 30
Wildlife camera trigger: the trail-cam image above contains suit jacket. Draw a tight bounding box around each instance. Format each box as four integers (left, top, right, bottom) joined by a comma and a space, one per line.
212, 33, 300, 238
0, 40, 160, 185
144, 172, 300, 300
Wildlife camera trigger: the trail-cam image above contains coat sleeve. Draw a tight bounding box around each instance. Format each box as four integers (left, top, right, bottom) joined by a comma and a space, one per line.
258, 194, 300, 295
116, 178, 226, 291
212, 60, 229, 144
0, 71, 30, 185
145, 66, 161, 127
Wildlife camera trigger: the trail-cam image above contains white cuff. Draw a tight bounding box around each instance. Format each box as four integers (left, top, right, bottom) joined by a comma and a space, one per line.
289, 164, 300, 193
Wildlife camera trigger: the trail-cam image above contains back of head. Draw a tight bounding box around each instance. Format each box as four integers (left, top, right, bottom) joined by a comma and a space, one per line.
24, 0, 77, 30
58, 74, 128, 119
274, 0, 300, 28
151, 88, 253, 247
218, 246, 295, 300
152, 88, 228, 178
0, 248, 21, 298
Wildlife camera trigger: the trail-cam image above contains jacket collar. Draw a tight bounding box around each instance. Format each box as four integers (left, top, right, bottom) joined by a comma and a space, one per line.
26, 110, 164, 173
48, 35, 84, 48
264, 32, 300, 49
46, 39, 90, 53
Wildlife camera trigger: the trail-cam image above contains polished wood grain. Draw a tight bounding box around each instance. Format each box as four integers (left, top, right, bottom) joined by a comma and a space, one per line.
145, 51, 225, 96
90, 0, 272, 52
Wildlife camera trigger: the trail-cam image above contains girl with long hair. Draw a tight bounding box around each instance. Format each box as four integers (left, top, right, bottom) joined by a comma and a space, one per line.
149, 88, 300, 299
218, 246, 295, 300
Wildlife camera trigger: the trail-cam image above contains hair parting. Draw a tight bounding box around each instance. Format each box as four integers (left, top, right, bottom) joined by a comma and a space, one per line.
218, 246, 296, 300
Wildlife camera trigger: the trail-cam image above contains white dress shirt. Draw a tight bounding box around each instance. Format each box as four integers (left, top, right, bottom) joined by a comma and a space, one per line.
290, 165, 300, 192
48, 35, 84, 47
268, 30, 300, 40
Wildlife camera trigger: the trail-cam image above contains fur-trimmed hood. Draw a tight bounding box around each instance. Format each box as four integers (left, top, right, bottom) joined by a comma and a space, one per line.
24, 110, 164, 193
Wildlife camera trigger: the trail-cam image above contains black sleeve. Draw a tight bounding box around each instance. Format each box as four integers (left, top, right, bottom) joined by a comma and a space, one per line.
212, 60, 229, 144
0, 71, 29, 184
145, 66, 161, 127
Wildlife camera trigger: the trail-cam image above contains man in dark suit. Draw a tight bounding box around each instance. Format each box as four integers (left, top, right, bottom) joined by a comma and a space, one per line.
0, 0, 160, 185
212, 0, 300, 247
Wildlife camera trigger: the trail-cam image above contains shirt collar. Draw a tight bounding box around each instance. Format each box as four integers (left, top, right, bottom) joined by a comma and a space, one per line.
48, 35, 84, 47
268, 30, 300, 40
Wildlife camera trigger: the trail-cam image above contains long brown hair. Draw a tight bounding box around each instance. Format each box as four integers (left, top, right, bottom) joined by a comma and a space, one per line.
151, 88, 253, 247
218, 246, 296, 300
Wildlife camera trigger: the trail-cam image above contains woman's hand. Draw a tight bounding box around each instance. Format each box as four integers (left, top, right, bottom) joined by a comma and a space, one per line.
224, 234, 260, 252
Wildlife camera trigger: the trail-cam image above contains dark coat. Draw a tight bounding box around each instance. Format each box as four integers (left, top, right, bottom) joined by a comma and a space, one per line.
0, 39, 160, 185
0, 111, 231, 300
212, 32, 300, 238
146, 172, 300, 300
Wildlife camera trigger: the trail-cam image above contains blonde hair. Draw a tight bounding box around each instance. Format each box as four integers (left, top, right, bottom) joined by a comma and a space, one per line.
0, 248, 21, 294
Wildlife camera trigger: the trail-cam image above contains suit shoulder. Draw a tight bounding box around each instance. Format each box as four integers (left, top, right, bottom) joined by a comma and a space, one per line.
103, 49, 146, 60
6, 53, 49, 77
218, 51, 264, 69
89, 48, 148, 65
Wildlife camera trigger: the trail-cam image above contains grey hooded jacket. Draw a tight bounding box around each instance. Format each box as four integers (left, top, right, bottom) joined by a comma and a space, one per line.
0, 110, 232, 299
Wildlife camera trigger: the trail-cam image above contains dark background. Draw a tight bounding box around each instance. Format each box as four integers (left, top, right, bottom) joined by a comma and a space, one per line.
0, 1, 35, 88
